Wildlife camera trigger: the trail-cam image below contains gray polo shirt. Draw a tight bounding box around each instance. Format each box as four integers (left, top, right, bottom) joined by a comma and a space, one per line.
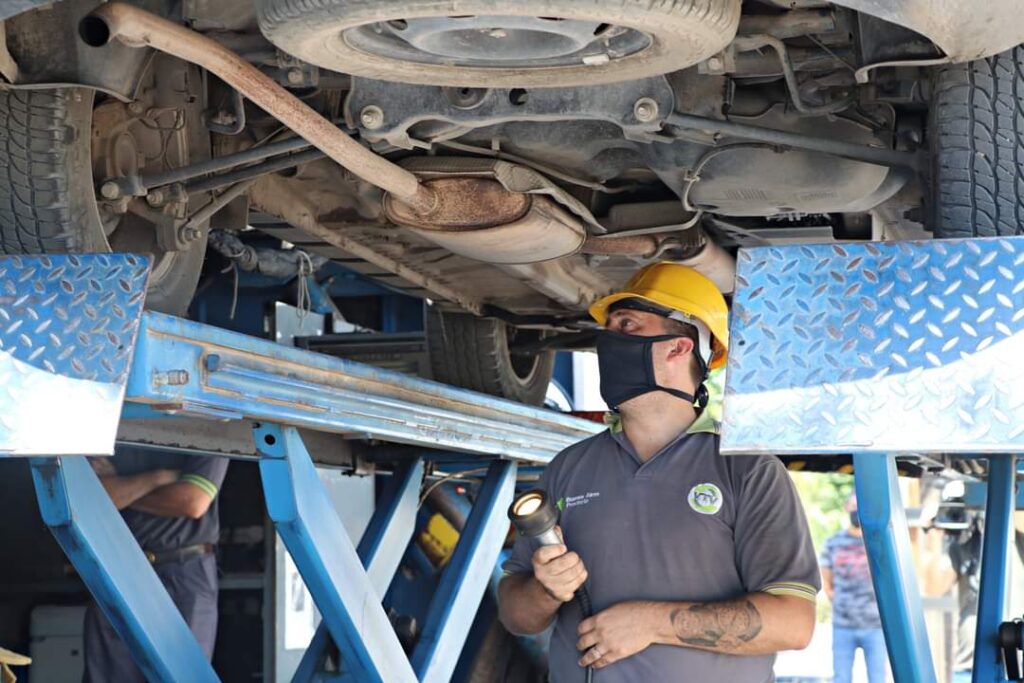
112, 446, 229, 553
504, 428, 819, 683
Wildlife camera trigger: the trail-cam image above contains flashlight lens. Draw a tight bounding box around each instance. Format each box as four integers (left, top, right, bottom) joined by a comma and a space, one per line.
513, 493, 543, 517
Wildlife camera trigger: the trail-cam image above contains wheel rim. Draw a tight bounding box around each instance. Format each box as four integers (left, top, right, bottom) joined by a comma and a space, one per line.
342, 15, 650, 69
506, 324, 543, 387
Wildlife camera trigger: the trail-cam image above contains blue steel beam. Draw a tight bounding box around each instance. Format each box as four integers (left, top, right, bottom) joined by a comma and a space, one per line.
255, 424, 417, 683
965, 479, 1024, 511
430, 488, 551, 674
972, 454, 1017, 682
127, 313, 599, 463
293, 459, 424, 683
359, 460, 426, 593
410, 460, 517, 683
30, 456, 218, 683
853, 453, 936, 683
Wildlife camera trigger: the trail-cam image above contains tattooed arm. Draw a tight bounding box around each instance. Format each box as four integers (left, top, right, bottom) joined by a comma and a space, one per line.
664, 593, 814, 653
576, 594, 814, 668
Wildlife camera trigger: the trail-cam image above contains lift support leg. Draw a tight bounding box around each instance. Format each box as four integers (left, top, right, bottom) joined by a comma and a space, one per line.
258, 422, 517, 682
972, 454, 1017, 682
293, 458, 425, 682
854, 453, 936, 683
30, 456, 218, 683
255, 424, 418, 683
410, 459, 517, 683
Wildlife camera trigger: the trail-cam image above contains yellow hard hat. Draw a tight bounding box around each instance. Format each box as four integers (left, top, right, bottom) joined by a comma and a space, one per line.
589, 262, 730, 370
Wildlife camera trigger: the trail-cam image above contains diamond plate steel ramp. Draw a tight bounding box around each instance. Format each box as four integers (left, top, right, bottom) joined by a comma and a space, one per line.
721, 237, 1024, 455
0, 254, 150, 455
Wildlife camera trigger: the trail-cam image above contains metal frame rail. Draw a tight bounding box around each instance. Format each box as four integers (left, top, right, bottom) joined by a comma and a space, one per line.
723, 237, 1024, 683
0, 253, 602, 683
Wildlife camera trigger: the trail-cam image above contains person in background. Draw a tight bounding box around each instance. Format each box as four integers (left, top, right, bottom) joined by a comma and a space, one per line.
84, 446, 229, 683
919, 506, 1024, 683
820, 495, 888, 683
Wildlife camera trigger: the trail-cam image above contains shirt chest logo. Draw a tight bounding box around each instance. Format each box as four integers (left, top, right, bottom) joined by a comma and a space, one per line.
688, 483, 723, 515
558, 492, 600, 510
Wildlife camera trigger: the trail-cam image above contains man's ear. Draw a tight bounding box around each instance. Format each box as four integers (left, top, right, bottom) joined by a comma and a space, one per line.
666, 336, 695, 360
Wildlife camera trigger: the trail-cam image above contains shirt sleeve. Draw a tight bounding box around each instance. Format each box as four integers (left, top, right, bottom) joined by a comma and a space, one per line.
178, 455, 229, 500
734, 457, 821, 603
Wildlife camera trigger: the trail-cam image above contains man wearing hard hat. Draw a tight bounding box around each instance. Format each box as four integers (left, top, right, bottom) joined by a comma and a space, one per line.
499, 263, 819, 681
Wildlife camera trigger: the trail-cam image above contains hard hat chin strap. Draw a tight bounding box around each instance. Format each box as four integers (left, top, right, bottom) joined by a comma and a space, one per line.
665, 314, 711, 411
655, 386, 704, 409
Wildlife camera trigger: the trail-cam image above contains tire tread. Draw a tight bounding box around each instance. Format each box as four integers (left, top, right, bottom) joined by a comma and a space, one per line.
0, 88, 83, 254
426, 308, 554, 406
932, 46, 1024, 238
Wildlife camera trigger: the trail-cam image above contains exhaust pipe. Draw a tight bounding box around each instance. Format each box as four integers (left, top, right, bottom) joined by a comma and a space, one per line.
580, 235, 661, 259
675, 238, 735, 295
81, 3, 436, 214
79, 3, 737, 295
581, 233, 736, 294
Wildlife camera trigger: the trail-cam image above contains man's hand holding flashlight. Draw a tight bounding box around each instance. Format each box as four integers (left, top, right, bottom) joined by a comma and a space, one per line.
532, 537, 588, 603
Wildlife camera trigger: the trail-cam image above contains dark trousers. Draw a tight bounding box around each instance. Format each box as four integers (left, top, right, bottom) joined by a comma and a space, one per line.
83, 553, 218, 682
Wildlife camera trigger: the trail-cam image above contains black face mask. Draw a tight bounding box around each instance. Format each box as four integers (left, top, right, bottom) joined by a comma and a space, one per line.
850, 511, 861, 528
596, 330, 708, 411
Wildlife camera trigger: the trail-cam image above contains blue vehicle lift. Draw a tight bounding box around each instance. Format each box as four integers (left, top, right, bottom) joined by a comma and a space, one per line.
1, 253, 601, 682
6, 235, 1024, 682
723, 236, 1024, 683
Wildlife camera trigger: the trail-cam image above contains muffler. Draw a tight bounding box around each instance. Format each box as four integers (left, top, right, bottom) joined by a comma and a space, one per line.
81, 5, 724, 276
384, 177, 588, 264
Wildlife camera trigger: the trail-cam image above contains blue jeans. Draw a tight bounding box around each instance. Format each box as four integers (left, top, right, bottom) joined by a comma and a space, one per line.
951, 672, 972, 683
833, 626, 888, 683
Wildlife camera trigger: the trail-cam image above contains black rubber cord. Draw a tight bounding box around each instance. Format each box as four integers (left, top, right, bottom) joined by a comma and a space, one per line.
577, 586, 594, 683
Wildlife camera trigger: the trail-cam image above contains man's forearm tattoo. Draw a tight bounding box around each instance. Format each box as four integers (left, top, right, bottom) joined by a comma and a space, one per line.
670, 600, 763, 650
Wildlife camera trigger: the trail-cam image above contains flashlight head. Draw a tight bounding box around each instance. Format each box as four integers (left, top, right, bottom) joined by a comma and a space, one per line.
508, 489, 558, 539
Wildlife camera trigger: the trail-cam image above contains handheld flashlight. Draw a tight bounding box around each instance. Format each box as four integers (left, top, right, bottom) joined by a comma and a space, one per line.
508, 489, 595, 681
508, 489, 561, 547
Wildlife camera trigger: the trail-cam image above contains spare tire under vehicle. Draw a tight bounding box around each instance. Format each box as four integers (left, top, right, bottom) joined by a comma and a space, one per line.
0, 77, 210, 315
930, 45, 1024, 238
256, 0, 741, 87
426, 308, 555, 407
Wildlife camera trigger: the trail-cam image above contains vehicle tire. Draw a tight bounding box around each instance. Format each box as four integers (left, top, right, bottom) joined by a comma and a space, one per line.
256, 0, 740, 88
426, 308, 555, 406
0, 86, 207, 315
930, 46, 1024, 238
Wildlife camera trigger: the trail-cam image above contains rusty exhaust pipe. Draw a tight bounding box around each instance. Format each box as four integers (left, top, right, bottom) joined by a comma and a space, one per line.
81, 3, 435, 214
580, 235, 661, 259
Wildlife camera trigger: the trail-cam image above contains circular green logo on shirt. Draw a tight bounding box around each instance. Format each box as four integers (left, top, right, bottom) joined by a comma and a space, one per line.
688, 483, 723, 515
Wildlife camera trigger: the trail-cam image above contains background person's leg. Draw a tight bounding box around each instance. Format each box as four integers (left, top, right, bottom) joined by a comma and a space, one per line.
861, 628, 889, 683
156, 553, 220, 659
81, 602, 147, 683
833, 626, 857, 683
